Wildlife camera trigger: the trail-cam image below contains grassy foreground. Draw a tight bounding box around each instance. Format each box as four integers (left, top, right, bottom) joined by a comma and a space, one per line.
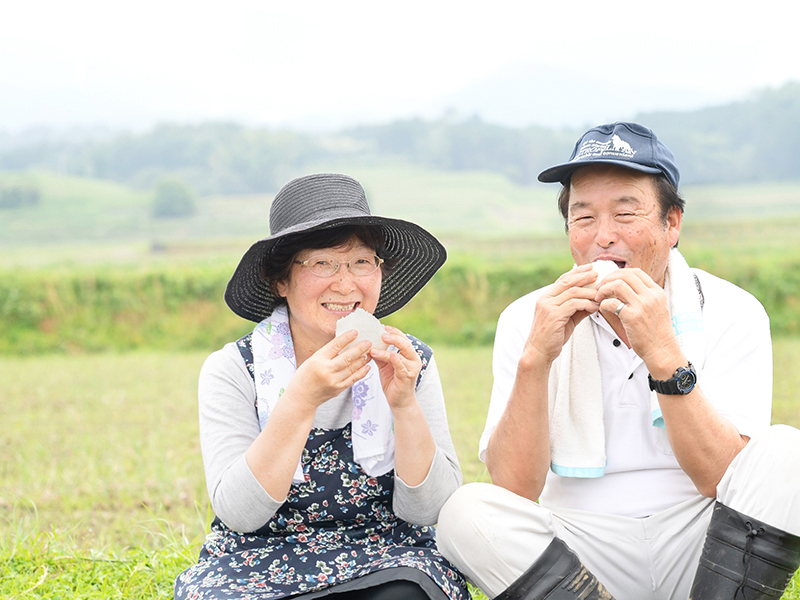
2, 344, 799, 598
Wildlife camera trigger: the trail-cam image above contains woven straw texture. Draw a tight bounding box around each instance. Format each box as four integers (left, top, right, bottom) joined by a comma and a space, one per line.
224, 174, 446, 322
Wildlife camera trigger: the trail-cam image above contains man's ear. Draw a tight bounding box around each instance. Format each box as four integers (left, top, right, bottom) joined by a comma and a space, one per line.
667, 207, 682, 248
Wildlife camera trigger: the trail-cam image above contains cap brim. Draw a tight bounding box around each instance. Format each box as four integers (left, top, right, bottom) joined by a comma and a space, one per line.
538, 159, 663, 185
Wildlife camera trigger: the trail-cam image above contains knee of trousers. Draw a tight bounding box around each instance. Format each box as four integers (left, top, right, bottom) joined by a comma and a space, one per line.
437, 483, 497, 556
740, 424, 800, 478
720, 424, 800, 534
754, 423, 800, 451
437, 482, 552, 559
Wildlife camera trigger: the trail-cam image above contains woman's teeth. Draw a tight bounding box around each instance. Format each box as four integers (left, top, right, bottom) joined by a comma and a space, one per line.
324, 303, 357, 311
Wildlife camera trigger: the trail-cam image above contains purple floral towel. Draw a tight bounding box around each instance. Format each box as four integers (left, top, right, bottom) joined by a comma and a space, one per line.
251, 306, 394, 483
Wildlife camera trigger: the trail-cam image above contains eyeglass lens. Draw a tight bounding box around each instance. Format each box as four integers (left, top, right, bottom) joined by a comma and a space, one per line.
303, 255, 381, 277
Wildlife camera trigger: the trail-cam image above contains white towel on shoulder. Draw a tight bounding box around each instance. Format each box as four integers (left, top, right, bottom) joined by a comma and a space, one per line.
251, 305, 395, 484
548, 248, 705, 477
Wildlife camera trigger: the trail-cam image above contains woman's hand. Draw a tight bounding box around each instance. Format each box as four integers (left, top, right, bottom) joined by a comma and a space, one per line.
370, 326, 435, 487
369, 326, 422, 411
284, 330, 373, 413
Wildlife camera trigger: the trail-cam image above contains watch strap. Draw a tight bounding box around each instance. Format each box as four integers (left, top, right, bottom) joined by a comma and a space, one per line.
648, 362, 696, 395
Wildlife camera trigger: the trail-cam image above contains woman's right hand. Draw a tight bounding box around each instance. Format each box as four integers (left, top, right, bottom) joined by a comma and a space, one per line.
246, 330, 371, 502
284, 330, 373, 412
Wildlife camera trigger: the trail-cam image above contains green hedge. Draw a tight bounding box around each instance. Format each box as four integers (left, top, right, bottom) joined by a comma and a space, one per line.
2, 255, 799, 355
0, 266, 245, 354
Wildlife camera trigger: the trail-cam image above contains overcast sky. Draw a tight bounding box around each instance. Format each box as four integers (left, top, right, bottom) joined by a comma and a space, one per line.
2, 0, 799, 133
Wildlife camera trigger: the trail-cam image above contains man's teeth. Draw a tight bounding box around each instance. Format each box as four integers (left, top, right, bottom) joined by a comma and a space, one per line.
324, 303, 356, 311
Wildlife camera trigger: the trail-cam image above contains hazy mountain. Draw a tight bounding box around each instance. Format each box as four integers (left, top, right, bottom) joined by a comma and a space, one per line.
2, 82, 799, 192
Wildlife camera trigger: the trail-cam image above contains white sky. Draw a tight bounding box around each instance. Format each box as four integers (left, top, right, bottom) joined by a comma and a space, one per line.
1, 0, 799, 132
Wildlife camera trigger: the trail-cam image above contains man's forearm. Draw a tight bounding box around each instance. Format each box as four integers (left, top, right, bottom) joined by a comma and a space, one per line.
486, 355, 552, 501
659, 385, 748, 497
647, 351, 748, 497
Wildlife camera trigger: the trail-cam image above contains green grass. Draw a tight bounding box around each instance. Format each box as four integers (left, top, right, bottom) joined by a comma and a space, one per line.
2, 345, 800, 597
0, 352, 208, 549
0, 165, 564, 249
772, 338, 800, 426
0, 349, 493, 548
3, 166, 800, 354
0, 508, 200, 600
0, 171, 152, 246
4, 226, 800, 355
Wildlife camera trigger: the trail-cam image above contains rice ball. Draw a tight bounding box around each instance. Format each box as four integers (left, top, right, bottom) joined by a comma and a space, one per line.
335, 308, 388, 352
585, 260, 619, 289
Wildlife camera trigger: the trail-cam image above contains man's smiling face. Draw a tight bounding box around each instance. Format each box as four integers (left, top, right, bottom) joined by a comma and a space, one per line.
566, 164, 682, 287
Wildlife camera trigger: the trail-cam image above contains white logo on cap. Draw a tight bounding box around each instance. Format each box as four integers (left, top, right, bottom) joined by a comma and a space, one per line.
573, 134, 636, 162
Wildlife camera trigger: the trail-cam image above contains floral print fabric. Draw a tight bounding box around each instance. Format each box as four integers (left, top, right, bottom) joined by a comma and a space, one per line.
174, 333, 467, 600
251, 306, 395, 482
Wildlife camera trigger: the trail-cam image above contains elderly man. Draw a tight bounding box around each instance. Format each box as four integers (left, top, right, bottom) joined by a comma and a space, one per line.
437, 122, 800, 599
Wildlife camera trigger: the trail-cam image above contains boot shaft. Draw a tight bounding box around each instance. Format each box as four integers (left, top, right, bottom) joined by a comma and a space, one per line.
495, 537, 614, 600
690, 502, 800, 599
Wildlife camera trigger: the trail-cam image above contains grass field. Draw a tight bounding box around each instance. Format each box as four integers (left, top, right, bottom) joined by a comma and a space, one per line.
2, 343, 800, 598
2, 166, 800, 596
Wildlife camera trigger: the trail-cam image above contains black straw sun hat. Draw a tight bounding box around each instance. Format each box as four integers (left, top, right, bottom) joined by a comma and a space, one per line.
224, 173, 447, 322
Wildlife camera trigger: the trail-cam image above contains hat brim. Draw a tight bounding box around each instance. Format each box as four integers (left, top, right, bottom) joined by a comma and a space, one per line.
538, 159, 663, 185
224, 215, 446, 322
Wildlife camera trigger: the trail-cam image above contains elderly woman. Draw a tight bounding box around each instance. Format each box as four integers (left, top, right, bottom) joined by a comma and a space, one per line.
174, 174, 467, 600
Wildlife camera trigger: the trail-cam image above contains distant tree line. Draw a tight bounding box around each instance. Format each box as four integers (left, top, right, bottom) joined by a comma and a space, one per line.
637, 83, 800, 184
0, 184, 40, 209
0, 123, 322, 195
1, 82, 799, 193
152, 177, 196, 218
341, 118, 579, 185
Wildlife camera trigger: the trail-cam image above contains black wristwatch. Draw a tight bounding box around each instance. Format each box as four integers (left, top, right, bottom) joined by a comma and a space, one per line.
648, 362, 697, 395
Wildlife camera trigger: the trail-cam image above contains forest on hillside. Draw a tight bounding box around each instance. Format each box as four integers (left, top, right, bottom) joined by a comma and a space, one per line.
1, 82, 799, 195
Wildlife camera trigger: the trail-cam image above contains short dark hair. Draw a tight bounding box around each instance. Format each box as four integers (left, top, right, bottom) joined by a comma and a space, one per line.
259, 224, 398, 303
557, 171, 685, 231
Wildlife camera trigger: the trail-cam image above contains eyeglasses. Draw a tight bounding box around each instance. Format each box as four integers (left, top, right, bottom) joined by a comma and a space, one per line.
295, 254, 384, 277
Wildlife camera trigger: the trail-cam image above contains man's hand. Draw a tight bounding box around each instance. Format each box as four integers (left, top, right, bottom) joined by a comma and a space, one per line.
595, 267, 749, 497
594, 267, 682, 375
524, 264, 601, 367
486, 264, 601, 500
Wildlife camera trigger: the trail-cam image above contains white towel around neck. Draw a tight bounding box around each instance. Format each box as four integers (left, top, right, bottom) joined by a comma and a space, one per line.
251, 305, 395, 484
548, 249, 705, 478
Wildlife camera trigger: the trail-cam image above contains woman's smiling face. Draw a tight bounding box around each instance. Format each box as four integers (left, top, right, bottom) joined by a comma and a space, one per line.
275, 238, 382, 352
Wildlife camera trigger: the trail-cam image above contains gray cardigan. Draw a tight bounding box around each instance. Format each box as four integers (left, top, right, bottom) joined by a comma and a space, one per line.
198, 341, 463, 533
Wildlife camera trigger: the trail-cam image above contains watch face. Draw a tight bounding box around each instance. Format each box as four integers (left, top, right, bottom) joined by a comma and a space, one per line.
677, 369, 695, 392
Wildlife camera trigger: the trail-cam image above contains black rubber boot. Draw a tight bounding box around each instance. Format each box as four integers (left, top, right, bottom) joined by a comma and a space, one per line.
494, 537, 614, 600
689, 502, 800, 599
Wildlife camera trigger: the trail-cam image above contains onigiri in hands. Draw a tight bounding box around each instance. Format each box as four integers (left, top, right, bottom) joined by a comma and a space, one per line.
335, 308, 389, 353
585, 260, 620, 289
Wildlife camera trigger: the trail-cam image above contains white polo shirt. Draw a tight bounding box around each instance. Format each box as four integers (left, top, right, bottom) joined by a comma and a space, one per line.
479, 268, 773, 518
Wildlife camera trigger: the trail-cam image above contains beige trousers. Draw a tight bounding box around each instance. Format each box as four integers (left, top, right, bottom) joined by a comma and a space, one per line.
436, 425, 800, 600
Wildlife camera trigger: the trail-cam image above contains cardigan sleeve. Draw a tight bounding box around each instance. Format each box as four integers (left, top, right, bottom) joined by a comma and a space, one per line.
392, 354, 463, 526
198, 343, 285, 532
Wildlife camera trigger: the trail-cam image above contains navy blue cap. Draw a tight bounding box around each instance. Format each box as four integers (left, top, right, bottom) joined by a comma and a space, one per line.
538, 122, 680, 189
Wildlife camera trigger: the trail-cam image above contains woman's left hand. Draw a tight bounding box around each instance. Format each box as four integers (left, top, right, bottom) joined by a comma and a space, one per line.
369, 326, 422, 411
